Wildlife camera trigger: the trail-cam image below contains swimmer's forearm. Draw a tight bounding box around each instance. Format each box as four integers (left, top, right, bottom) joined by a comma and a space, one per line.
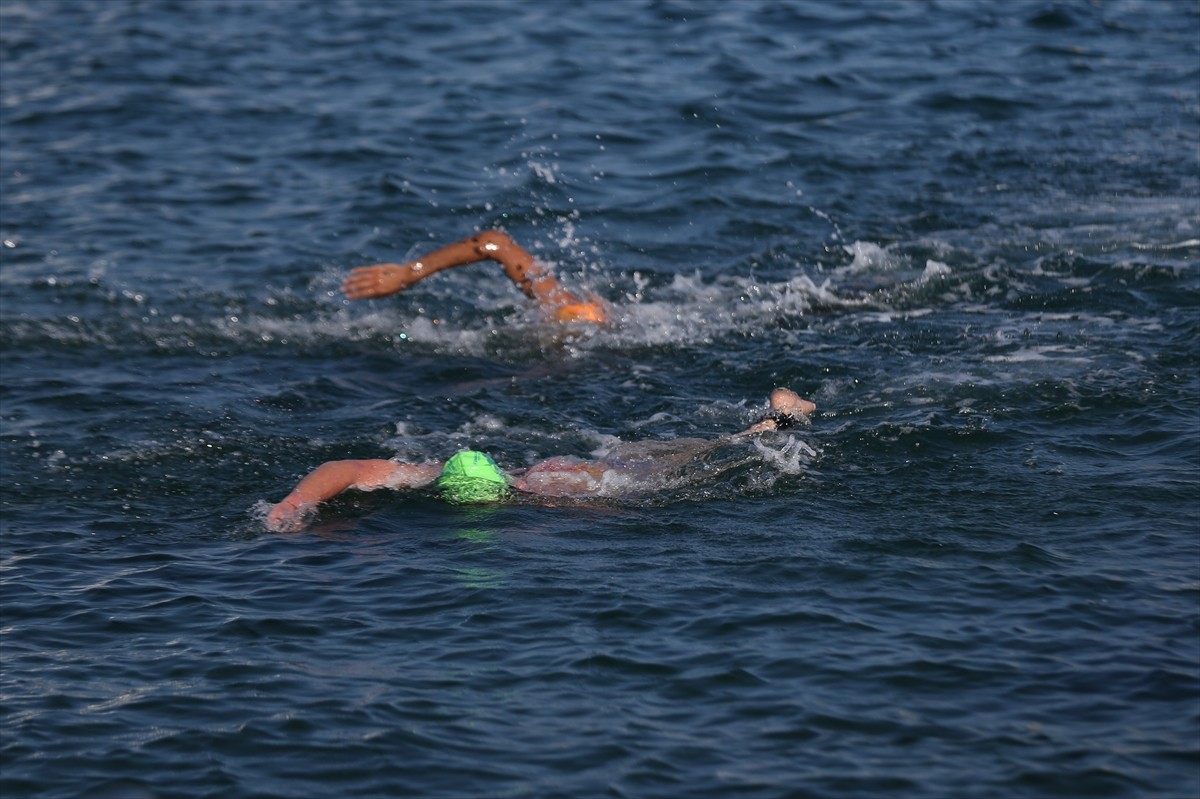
467, 231, 610, 320
267, 459, 440, 531
272, 460, 377, 518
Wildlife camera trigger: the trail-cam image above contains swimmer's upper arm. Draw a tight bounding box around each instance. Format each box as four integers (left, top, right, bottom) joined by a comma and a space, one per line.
471, 231, 609, 323
347, 460, 402, 490
351, 460, 441, 491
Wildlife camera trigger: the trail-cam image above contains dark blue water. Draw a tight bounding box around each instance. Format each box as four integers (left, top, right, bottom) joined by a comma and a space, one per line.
2, 1, 1198, 797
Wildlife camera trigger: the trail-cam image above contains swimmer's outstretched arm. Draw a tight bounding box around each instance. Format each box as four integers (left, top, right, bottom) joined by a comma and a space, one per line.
342, 230, 609, 323
267, 459, 441, 532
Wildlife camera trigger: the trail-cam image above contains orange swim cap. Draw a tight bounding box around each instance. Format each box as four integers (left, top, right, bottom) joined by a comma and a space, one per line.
551, 301, 609, 324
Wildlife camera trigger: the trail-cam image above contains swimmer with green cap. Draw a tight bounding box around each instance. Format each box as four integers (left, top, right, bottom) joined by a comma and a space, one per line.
436, 450, 510, 504
265, 388, 816, 532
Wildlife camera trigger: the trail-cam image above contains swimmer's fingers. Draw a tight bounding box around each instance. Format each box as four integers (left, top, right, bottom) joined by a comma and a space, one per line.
342, 263, 418, 300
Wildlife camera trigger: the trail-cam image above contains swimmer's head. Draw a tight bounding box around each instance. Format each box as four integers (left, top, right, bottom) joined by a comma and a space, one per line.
437, 450, 510, 504
551, 300, 609, 324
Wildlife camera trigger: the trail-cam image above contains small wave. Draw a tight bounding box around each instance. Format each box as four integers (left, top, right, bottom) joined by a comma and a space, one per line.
1133, 238, 1200, 252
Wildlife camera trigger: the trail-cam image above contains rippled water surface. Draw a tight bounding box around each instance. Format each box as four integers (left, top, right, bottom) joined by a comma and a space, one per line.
2, 1, 1198, 797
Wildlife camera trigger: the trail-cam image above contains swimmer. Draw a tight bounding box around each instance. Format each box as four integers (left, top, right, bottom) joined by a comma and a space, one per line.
342, 230, 611, 324
266, 388, 816, 532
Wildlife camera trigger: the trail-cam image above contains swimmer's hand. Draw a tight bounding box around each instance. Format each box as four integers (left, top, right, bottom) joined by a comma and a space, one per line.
266, 497, 311, 533
731, 388, 817, 437
342, 262, 427, 300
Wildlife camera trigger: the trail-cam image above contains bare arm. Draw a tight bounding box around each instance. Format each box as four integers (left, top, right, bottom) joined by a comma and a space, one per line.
266, 459, 441, 532
342, 230, 609, 323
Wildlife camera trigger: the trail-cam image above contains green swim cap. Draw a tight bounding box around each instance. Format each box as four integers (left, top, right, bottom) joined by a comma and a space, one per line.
437, 450, 509, 504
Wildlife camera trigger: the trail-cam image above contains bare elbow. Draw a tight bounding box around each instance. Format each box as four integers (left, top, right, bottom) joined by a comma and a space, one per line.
471, 229, 514, 254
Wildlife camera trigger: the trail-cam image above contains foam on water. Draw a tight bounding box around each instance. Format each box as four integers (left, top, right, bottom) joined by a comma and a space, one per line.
3, 239, 891, 357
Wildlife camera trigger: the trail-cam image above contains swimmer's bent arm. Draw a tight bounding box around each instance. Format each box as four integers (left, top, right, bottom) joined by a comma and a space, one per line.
267, 459, 441, 532
342, 230, 609, 322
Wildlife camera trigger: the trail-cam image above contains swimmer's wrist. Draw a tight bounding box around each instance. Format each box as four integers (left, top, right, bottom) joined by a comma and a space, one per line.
760, 411, 801, 430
